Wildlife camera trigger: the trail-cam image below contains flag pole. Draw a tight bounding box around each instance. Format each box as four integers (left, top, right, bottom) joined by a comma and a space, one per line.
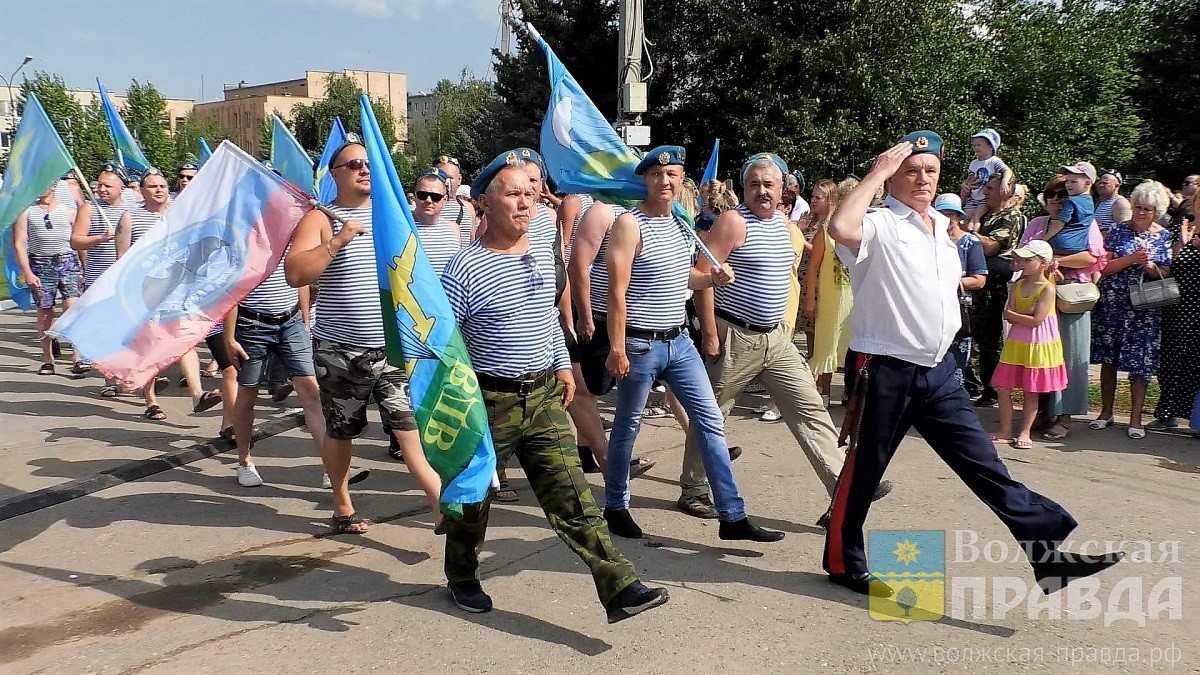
72, 165, 117, 235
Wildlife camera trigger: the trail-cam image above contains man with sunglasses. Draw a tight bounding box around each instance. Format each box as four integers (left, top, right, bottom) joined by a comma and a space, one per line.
285, 138, 442, 535
435, 155, 477, 245
412, 168, 462, 275
1093, 169, 1128, 234
173, 162, 198, 198
437, 151, 668, 623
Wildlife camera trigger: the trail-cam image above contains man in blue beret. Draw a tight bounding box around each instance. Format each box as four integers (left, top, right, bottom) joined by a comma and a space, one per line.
604, 145, 784, 542
822, 131, 1122, 597
443, 153, 669, 623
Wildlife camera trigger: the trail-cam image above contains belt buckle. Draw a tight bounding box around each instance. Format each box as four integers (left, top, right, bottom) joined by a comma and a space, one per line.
517, 378, 538, 396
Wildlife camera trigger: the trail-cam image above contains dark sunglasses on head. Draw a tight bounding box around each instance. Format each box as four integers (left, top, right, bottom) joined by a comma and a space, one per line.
415, 190, 445, 203
1185, 180, 1198, 186
333, 158, 370, 171
1046, 188, 1069, 199
437, 155, 461, 167
1099, 168, 1122, 183
43, 213, 53, 230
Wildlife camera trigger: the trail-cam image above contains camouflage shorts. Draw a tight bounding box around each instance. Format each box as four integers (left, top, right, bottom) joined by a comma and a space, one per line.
313, 339, 416, 440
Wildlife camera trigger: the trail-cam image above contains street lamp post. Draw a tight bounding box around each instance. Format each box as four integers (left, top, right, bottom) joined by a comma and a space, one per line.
1, 56, 34, 152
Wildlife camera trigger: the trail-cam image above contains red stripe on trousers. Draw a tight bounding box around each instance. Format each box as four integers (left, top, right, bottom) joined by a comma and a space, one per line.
825, 352, 870, 575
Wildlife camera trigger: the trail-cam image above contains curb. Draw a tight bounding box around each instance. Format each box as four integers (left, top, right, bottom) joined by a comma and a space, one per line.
0, 414, 302, 523
0, 299, 18, 311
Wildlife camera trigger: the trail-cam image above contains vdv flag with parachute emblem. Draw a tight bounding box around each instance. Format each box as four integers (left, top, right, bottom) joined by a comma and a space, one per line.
0, 93, 76, 311
197, 137, 214, 167
359, 94, 496, 518
97, 79, 151, 173
48, 141, 310, 388
271, 115, 315, 195
314, 117, 348, 203
698, 138, 719, 210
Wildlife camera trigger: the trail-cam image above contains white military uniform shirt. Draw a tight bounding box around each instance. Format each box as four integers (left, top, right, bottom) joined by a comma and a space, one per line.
835, 195, 962, 367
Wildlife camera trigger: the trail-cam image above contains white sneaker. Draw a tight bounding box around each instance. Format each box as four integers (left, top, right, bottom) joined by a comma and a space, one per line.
322, 467, 370, 489
760, 409, 782, 422
237, 463, 263, 487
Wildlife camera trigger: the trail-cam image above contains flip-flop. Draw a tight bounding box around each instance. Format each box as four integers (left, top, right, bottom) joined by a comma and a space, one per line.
192, 390, 223, 413
1042, 422, 1071, 441
989, 433, 1014, 444
100, 384, 119, 397
143, 405, 167, 421
642, 406, 672, 419
1127, 427, 1146, 440
1089, 417, 1115, 430
629, 458, 657, 479
1013, 437, 1033, 449
330, 513, 369, 535
37, 363, 55, 376
494, 482, 519, 503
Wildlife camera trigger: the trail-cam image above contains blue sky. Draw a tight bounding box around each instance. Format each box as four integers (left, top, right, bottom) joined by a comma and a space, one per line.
1, 0, 503, 101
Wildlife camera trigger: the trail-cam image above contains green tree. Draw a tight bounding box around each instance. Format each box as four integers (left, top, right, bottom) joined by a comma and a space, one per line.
122, 80, 175, 171
412, 70, 504, 175
172, 110, 234, 166
1134, 0, 1200, 183
17, 72, 86, 165
292, 74, 398, 154
73, 96, 118, 178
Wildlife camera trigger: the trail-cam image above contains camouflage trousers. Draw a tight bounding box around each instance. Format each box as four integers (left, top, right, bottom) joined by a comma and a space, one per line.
970, 278, 1009, 395
443, 377, 639, 605
313, 339, 416, 440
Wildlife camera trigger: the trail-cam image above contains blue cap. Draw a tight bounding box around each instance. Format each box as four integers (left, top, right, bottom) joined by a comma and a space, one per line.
900, 130, 943, 158
740, 152, 789, 184
634, 145, 686, 175
419, 167, 452, 192
933, 193, 966, 218
470, 150, 524, 199
513, 147, 546, 180
971, 128, 1001, 152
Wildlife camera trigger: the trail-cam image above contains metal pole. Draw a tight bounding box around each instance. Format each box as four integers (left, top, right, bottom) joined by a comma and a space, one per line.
1, 56, 32, 154
616, 0, 643, 124
499, 0, 514, 57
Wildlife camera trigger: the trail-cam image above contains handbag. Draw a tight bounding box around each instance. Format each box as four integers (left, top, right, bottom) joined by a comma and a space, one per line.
1055, 280, 1100, 314
1128, 268, 1180, 310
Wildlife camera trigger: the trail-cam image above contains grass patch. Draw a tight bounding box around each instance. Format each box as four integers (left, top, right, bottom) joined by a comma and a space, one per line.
0, 273, 8, 301
1011, 380, 1159, 415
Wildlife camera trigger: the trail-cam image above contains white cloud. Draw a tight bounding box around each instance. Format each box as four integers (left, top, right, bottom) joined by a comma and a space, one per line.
275, 0, 498, 21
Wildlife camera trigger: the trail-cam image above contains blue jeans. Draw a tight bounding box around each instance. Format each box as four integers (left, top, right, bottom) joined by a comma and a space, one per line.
605, 331, 746, 521
233, 311, 315, 387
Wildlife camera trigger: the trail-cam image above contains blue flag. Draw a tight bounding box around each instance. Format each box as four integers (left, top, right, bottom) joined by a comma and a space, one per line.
0, 93, 76, 311
270, 115, 315, 195
359, 94, 496, 517
314, 117, 348, 203
198, 137, 214, 167
97, 79, 151, 173
698, 138, 719, 210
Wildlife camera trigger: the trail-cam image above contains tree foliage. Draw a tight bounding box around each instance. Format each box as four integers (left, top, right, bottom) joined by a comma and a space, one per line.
172, 110, 235, 166
122, 80, 176, 171
1134, 0, 1200, 183
292, 74, 398, 155
407, 69, 505, 176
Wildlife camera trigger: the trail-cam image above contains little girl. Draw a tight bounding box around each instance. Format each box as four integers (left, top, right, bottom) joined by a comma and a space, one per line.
990, 240, 1068, 449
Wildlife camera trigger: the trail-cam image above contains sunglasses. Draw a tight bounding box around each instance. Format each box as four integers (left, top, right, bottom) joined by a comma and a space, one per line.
415, 191, 445, 203
520, 253, 544, 292
1185, 180, 1198, 187
1045, 188, 1069, 200
43, 213, 53, 230
333, 158, 370, 171
1099, 169, 1122, 182
178, 173, 195, 181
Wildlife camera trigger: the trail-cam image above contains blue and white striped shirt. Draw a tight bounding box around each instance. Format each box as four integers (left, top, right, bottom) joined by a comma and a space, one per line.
624, 207, 692, 331
26, 205, 75, 257
439, 196, 477, 246
312, 205, 384, 347
588, 204, 625, 317
441, 236, 569, 378
416, 220, 463, 278
1094, 196, 1117, 233
565, 193, 595, 263
126, 206, 165, 248
713, 204, 793, 326
241, 256, 299, 315
83, 200, 131, 288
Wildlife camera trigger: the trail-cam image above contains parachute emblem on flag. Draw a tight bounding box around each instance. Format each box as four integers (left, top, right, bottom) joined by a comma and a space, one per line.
386, 235, 438, 363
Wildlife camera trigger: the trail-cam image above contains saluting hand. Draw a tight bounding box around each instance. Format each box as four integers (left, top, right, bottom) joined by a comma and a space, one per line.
869, 142, 915, 181
606, 349, 630, 380
711, 264, 735, 287
556, 368, 576, 407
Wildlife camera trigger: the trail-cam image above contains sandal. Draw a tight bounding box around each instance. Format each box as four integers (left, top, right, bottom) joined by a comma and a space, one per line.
143, 405, 167, 421
494, 481, 519, 503
71, 362, 91, 375
1042, 422, 1071, 441
192, 390, 223, 413
330, 513, 370, 535
1089, 416, 1115, 430
1127, 427, 1146, 440
37, 363, 55, 376
989, 433, 1014, 444
218, 426, 235, 443
1013, 436, 1033, 450
100, 384, 119, 397
642, 406, 672, 419
629, 457, 657, 479
388, 434, 405, 461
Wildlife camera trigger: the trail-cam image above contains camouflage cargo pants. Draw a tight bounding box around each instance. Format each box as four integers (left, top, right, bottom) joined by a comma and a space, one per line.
443, 377, 639, 605
971, 277, 1009, 395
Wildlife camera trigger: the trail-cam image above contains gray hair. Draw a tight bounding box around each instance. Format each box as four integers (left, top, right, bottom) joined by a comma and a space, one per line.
1129, 180, 1170, 218
741, 158, 783, 186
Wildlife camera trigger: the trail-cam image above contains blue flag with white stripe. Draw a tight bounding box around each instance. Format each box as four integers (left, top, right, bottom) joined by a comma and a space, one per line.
97, 79, 151, 173
270, 115, 315, 195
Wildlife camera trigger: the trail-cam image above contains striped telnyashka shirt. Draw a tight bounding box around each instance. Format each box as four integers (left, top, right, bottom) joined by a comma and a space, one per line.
311, 205, 385, 348
565, 193, 595, 263
439, 196, 477, 246
587, 204, 625, 317
26, 205, 75, 257
241, 256, 299, 315
126, 206, 165, 248
1094, 196, 1117, 233
83, 201, 130, 288
415, 219, 462, 278
713, 204, 794, 326
52, 181, 77, 209
441, 235, 568, 378
624, 207, 693, 331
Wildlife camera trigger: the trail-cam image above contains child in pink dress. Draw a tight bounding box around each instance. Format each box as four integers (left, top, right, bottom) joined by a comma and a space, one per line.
991, 240, 1068, 449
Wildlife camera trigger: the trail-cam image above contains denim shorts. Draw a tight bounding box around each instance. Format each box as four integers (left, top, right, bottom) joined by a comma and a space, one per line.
233, 311, 316, 387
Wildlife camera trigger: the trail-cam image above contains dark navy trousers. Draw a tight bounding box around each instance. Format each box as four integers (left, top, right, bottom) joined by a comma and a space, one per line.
823, 354, 1079, 576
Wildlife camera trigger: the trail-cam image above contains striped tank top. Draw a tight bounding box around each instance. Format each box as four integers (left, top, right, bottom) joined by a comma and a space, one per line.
242, 255, 299, 315
1094, 196, 1117, 233
25, 205, 75, 257
52, 181, 77, 209
713, 204, 793, 326
565, 193, 595, 263
126, 206, 166, 247
439, 197, 476, 246
415, 219, 462, 277
311, 205, 384, 347
625, 207, 692, 331
588, 204, 625, 317
441, 235, 568, 378
83, 200, 130, 287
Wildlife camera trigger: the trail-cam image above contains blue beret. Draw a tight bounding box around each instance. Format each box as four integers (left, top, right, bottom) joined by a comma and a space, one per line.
634, 145, 686, 175
740, 152, 789, 183
900, 130, 943, 158
513, 147, 546, 180
471, 150, 524, 199
418, 167, 453, 192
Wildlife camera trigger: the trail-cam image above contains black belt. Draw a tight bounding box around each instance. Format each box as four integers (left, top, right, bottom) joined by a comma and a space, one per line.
626, 325, 685, 341
476, 369, 554, 396
30, 253, 76, 263
715, 307, 778, 334
238, 305, 300, 325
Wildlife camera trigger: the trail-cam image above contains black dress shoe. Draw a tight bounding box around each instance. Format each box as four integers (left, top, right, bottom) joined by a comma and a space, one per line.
815, 510, 831, 529
603, 508, 643, 539
718, 516, 784, 542
677, 494, 719, 519
449, 579, 493, 613
872, 480, 893, 501
51, 339, 62, 358
729, 445, 743, 461
973, 393, 999, 408
1032, 551, 1124, 595
578, 445, 601, 473
605, 581, 669, 624
828, 572, 895, 597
